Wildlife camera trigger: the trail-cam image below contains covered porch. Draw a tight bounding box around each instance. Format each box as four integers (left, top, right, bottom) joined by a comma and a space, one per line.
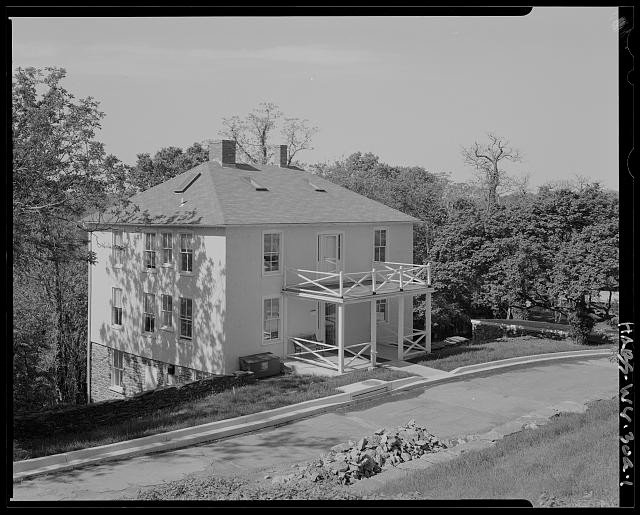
282, 262, 434, 374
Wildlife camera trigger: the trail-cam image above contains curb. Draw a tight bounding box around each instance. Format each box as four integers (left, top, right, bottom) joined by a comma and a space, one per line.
13, 349, 612, 481
448, 348, 612, 375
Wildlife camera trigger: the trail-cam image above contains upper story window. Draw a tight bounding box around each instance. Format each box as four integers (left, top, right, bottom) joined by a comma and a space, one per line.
179, 297, 193, 339
112, 229, 123, 265
374, 228, 387, 262
179, 233, 193, 273
263, 297, 281, 343
263, 232, 281, 274
144, 233, 156, 269
112, 287, 123, 326
161, 232, 173, 265
143, 293, 156, 333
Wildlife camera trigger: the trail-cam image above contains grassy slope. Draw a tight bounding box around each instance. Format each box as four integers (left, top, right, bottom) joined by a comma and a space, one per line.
375, 397, 619, 506
15, 368, 413, 461
417, 336, 614, 372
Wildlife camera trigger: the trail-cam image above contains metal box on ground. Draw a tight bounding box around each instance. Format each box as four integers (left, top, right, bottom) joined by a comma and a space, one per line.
239, 352, 281, 378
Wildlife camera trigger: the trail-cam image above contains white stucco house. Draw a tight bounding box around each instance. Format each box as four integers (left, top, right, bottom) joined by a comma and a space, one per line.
86, 140, 433, 401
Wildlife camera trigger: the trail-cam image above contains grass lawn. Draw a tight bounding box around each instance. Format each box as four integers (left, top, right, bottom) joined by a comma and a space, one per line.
375, 397, 619, 507
14, 367, 413, 461
414, 336, 614, 372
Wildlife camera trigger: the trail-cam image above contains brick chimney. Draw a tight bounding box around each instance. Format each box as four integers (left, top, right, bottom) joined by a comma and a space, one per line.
209, 140, 236, 166
272, 145, 288, 167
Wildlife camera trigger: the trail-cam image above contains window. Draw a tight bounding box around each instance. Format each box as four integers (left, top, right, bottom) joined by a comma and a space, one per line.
112, 287, 123, 326
263, 232, 281, 273
144, 364, 158, 390
179, 233, 193, 272
263, 297, 281, 342
161, 294, 173, 328
143, 293, 155, 333
161, 232, 173, 265
166, 364, 176, 385
144, 233, 156, 269
376, 299, 388, 323
111, 349, 124, 387
180, 297, 193, 339
374, 228, 387, 262
112, 229, 123, 265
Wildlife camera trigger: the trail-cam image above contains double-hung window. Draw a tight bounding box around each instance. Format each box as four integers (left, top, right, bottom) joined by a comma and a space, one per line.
376, 298, 388, 323
161, 232, 173, 265
179, 297, 193, 339
263, 297, 281, 342
111, 349, 124, 388
112, 229, 123, 265
263, 232, 281, 274
179, 234, 193, 273
112, 287, 123, 326
161, 294, 173, 328
374, 228, 387, 263
144, 233, 156, 269
143, 293, 156, 333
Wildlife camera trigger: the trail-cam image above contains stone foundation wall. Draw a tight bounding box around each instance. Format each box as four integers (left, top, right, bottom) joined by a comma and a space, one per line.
15, 366, 255, 442
90, 342, 210, 402
471, 319, 570, 343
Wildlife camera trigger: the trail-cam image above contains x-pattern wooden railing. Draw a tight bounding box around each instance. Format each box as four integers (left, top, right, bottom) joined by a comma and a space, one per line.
285, 262, 431, 298
288, 337, 373, 371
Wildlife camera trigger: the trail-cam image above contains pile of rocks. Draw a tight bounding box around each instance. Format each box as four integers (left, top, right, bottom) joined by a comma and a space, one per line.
318, 419, 448, 485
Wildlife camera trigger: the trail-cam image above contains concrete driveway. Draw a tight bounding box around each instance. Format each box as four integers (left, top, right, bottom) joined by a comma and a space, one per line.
11, 356, 616, 501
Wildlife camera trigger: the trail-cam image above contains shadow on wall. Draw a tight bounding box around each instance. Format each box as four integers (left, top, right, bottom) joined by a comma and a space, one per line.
98, 213, 227, 382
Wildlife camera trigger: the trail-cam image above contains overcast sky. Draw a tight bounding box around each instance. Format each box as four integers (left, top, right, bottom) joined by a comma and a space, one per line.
11, 8, 620, 190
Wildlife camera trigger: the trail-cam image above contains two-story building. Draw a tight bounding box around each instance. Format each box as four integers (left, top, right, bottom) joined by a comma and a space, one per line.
86, 140, 433, 401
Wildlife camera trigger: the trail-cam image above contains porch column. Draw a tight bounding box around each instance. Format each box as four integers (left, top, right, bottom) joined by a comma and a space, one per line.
397, 295, 405, 361
370, 299, 377, 368
424, 291, 432, 353
283, 294, 288, 358
337, 303, 345, 374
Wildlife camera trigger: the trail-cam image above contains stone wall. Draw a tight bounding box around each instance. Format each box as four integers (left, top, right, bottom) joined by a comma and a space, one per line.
90, 342, 211, 402
471, 319, 570, 343
16, 365, 255, 442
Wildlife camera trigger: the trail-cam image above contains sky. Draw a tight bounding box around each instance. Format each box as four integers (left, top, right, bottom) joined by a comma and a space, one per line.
11, 8, 620, 190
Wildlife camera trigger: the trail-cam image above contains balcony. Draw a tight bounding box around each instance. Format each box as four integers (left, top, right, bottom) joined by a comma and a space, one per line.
283, 261, 432, 303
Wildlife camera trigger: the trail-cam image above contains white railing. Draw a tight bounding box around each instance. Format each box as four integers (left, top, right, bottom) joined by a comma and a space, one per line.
285, 262, 431, 298
288, 337, 373, 371
377, 324, 429, 355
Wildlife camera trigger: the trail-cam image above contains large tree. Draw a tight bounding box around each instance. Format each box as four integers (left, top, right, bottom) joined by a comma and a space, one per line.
12, 67, 128, 407
128, 142, 209, 193
461, 132, 523, 212
220, 102, 318, 166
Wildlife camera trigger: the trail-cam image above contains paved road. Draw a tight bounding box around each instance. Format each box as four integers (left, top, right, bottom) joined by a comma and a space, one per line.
11, 357, 616, 501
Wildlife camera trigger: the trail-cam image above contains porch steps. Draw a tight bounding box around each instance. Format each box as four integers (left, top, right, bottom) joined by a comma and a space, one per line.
336, 378, 388, 400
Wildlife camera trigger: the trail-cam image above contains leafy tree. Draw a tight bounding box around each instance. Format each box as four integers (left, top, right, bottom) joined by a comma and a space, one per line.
220, 102, 318, 166
129, 142, 209, 193
312, 152, 448, 264
12, 67, 127, 407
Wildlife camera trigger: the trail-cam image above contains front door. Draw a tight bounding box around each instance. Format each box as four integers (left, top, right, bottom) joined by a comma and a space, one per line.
318, 233, 342, 273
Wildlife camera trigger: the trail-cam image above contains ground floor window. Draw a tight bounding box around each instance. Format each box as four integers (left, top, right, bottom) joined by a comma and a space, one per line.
111, 349, 124, 387
263, 297, 281, 343
112, 287, 123, 326
376, 298, 388, 322
180, 297, 193, 339
143, 293, 155, 333
161, 294, 173, 328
